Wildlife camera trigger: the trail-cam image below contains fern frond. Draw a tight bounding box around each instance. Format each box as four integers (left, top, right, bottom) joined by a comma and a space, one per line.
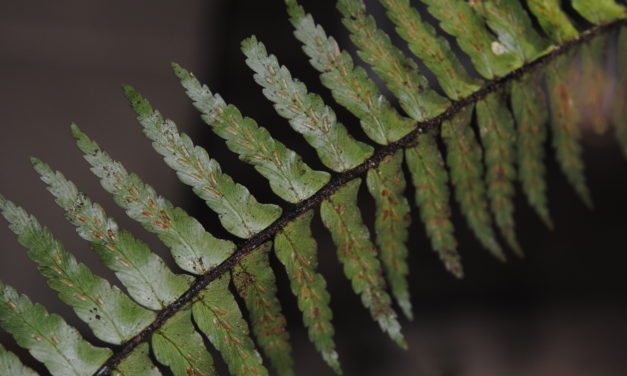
526, 0, 579, 43
380, 0, 482, 100
151, 308, 215, 376
337, 0, 450, 120
546, 53, 593, 208
366, 150, 413, 319
192, 275, 268, 376
320, 179, 405, 348
405, 132, 463, 276
242, 36, 373, 172
0, 196, 155, 345
274, 211, 340, 373
124, 86, 282, 238
1, 2, 626, 375
286, 0, 415, 144
510, 72, 553, 228
32, 158, 192, 310
441, 105, 505, 260
572, 0, 627, 24
0, 281, 111, 376
72, 124, 235, 274
174, 63, 330, 203
232, 242, 293, 376
0, 343, 38, 375
421, 0, 522, 78
469, 0, 552, 61
476, 92, 522, 256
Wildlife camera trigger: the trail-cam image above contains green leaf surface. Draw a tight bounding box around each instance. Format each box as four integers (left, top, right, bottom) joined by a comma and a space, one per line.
572, 0, 627, 24
0, 197, 155, 345
33, 159, 191, 310
113, 343, 162, 376
174, 63, 330, 203
580, 34, 612, 134
242, 36, 373, 172
441, 105, 505, 260
152, 307, 215, 376
125, 86, 282, 238
72, 124, 235, 274
546, 54, 593, 208
192, 275, 269, 376
0, 282, 111, 376
511, 73, 553, 228
421, 0, 522, 79
476, 92, 522, 256
338, 0, 450, 121
405, 133, 463, 276
286, 2, 416, 144
469, 0, 552, 61
613, 26, 627, 159
320, 179, 405, 347
274, 211, 339, 373
366, 150, 413, 319
233, 242, 293, 376
380, 0, 482, 100
526, 0, 579, 43
0, 343, 38, 375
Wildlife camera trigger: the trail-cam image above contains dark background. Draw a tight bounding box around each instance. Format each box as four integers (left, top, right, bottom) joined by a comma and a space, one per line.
1, 1, 626, 375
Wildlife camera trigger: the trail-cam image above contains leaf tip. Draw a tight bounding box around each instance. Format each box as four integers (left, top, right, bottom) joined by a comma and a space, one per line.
69, 123, 83, 139
29, 157, 50, 178
241, 35, 259, 52
29, 156, 43, 168
122, 85, 153, 117
171, 61, 190, 81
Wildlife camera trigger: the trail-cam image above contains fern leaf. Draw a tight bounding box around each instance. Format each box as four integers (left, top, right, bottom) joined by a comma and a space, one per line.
510, 73, 553, 228
469, 0, 552, 61
0, 196, 155, 345
274, 211, 340, 373
380, 0, 482, 100
572, 0, 627, 24
32, 158, 191, 310
174, 64, 330, 204
476, 92, 522, 256
0, 282, 111, 376
441, 105, 505, 261
546, 54, 593, 208
526, 0, 579, 43
580, 34, 612, 134
286, 1, 415, 145
612, 26, 627, 158
421, 0, 522, 79
0, 343, 38, 375
192, 275, 269, 376
72, 124, 235, 274
320, 178, 405, 347
232, 242, 293, 376
242, 36, 373, 172
405, 133, 463, 276
365, 150, 413, 319
125, 86, 282, 238
152, 308, 215, 376
113, 343, 162, 376
337, 0, 450, 121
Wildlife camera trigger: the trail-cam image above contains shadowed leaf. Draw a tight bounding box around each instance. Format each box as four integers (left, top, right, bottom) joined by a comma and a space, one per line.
320, 179, 406, 347
441, 105, 505, 260
233, 242, 293, 376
